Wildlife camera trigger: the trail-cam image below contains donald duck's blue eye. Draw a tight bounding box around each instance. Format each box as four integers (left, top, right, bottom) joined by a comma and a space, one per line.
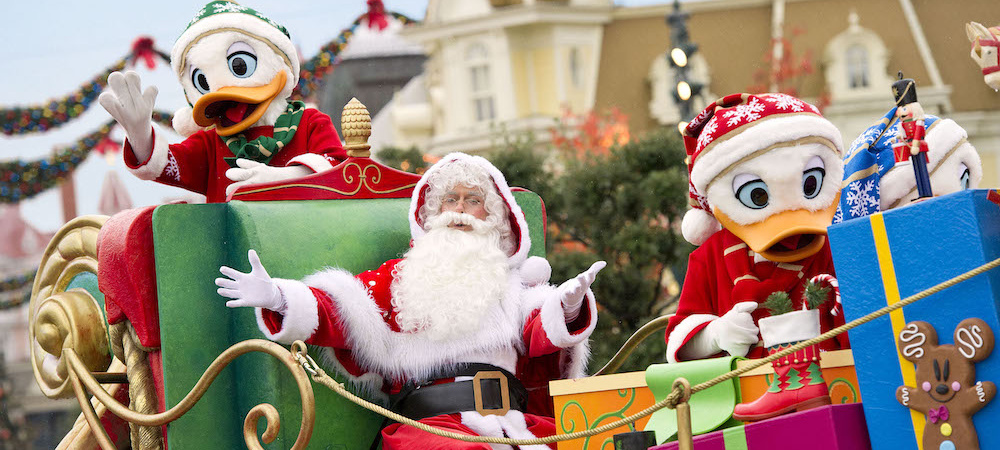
191, 68, 210, 94
802, 167, 825, 199
736, 179, 769, 209
960, 163, 971, 190
228, 52, 257, 78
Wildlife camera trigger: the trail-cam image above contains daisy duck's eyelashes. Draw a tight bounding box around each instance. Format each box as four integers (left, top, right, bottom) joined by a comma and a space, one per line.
802, 156, 826, 199
733, 173, 769, 210
226, 41, 257, 78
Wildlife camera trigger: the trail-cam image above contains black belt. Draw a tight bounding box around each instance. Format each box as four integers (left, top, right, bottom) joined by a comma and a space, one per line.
388, 363, 528, 420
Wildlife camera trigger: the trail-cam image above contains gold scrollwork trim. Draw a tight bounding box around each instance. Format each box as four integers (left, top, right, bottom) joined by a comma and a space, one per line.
235, 163, 418, 197
65, 339, 315, 450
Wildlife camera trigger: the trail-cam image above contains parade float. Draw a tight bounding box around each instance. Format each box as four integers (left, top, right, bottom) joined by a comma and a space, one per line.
20, 1, 1000, 449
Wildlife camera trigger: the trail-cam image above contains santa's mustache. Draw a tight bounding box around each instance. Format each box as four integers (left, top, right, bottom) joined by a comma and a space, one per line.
427, 211, 489, 232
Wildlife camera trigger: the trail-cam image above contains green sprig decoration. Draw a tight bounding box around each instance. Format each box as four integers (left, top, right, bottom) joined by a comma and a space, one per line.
762, 291, 793, 316
803, 280, 831, 310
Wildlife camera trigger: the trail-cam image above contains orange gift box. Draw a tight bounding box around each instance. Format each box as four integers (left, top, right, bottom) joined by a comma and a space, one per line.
549, 349, 859, 450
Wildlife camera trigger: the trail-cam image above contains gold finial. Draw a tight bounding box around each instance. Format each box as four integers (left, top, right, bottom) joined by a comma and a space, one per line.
342, 97, 372, 158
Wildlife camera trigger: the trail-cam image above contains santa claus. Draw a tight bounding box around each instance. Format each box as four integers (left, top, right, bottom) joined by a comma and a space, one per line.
216, 153, 605, 449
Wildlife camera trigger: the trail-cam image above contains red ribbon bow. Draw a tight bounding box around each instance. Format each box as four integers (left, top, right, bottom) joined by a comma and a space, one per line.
927, 405, 950, 423
130, 36, 158, 70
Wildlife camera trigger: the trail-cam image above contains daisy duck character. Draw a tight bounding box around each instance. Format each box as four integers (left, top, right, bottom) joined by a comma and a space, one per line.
665, 93, 850, 421
99, 1, 346, 202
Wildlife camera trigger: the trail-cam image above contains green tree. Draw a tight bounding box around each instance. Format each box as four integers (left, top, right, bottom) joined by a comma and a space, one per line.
492, 127, 692, 373
785, 367, 805, 390
375, 146, 431, 174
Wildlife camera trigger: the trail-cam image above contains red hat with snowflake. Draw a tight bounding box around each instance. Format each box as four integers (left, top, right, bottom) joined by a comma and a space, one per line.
680, 93, 843, 246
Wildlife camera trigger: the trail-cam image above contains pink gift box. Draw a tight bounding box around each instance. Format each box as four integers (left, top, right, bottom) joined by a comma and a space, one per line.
650, 404, 871, 450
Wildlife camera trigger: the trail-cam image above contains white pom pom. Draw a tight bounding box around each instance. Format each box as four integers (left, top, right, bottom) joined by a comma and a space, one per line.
171, 106, 203, 137
682, 208, 721, 246
518, 256, 552, 287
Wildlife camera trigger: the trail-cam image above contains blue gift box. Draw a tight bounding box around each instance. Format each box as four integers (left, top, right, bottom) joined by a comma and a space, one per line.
828, 189, 1000, 450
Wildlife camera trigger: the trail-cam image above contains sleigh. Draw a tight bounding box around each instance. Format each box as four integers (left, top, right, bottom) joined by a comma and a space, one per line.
27, 99, 550, 449
27, 100, 1000, 450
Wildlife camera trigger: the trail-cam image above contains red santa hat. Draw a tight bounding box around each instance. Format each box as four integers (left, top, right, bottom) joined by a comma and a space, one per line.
409, 153, 532, 267
681, 93, 843, 245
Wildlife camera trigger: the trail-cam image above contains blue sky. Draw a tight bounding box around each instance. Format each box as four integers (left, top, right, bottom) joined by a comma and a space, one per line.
1, 0, 670, 232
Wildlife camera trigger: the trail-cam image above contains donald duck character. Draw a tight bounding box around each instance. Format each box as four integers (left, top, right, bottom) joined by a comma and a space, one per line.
665, 93, 851, 420
99, 1, 346, 202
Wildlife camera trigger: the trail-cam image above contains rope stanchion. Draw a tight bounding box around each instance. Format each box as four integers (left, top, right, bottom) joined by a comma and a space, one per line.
296, 256, 1000, 446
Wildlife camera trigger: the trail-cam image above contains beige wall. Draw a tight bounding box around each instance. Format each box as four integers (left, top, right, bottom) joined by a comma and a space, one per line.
596, 0, 1000, 135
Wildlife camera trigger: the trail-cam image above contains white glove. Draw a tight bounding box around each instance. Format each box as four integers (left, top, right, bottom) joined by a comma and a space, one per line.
98, 71, 157, 163
216, 249, 286, 314
559, 261, 607, 321
702, 301, 760, 357
225, 159, 313, 196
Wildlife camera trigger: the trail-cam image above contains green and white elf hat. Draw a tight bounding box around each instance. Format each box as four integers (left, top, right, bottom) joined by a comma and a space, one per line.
170, 1, 299, 136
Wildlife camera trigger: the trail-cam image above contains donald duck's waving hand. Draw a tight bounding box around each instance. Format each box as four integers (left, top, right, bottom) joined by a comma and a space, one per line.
99, 1, 346, 202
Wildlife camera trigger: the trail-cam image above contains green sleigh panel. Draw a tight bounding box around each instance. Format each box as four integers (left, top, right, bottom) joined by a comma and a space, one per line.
152, 193, 546, 449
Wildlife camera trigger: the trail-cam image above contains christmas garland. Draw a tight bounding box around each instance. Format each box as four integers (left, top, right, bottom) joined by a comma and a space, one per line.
0, 111, 174, 204
1, 39, 170, 137
0, 270, 34, 311
293, 11, 419, 99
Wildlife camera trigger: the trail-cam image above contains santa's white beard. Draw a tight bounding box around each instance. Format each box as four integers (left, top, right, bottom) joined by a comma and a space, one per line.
391, 211, 510, 341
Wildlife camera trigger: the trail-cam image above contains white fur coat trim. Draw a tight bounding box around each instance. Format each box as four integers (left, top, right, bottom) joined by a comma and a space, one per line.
255, 278, 320, 344
302, 268, 527, 382
287, 153, 335, 173
460, 410, 550, 450
125, 129, 170, 181
409, 153, 532, 267
538, 286, 598, 349
690, 115, 843, 194
666, 314, 718, 363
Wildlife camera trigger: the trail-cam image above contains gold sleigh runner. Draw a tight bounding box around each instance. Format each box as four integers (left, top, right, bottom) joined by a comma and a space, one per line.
28, 211, 1000, 449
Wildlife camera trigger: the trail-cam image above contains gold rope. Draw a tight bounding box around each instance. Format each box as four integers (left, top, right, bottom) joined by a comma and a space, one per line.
116, 322, 162, 449
299, 255, 1000, 446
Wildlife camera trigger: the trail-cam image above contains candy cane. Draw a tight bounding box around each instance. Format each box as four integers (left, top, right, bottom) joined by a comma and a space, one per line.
810, 274, 841, 316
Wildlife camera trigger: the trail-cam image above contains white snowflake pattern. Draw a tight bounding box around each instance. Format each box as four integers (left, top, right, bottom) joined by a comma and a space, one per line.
212, 2, 248, 14
723, 98, 766, 127
833, 205, 844, 224
844, 179, 879, 217
764, 93, 805, 111
696, 119, 718, 150
164, 153, 181, 182
252, 11, 281, 30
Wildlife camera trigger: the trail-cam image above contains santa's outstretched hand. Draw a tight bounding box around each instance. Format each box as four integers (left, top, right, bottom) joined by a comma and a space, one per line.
225, 159, 312, 196
98, 71, 157, 163
560, 261, 607, 321
216, 249, 286, 314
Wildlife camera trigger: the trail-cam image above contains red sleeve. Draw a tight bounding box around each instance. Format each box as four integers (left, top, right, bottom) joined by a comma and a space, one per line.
259, 287, 352, 348
521, 304, 593, 358
124, 128, 215, 195
304, 110, 347, 165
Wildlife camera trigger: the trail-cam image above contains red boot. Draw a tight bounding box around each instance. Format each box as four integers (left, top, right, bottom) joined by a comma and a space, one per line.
732, 309, 831, 422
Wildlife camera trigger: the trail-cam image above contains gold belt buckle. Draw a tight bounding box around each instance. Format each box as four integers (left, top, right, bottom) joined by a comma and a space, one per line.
472, 371, 510, 416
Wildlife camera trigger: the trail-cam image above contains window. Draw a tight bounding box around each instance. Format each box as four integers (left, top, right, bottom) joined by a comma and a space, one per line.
466, 43, 495, 122
846, 44, 869, 89
569, 47, 583, 88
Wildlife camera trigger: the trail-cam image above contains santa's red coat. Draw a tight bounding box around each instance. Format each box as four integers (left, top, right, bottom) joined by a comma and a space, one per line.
124, 108, 345, 202
258, 259, 596, 449
665, 228, 849, 362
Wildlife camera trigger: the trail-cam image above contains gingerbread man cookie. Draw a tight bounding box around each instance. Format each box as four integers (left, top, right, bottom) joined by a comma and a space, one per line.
896, 318, 996, 450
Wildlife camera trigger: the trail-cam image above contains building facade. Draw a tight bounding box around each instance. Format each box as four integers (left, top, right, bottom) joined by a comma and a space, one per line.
388, 0, 1000, 184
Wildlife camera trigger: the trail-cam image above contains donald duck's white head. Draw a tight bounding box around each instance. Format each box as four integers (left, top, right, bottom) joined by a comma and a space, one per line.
682, 93, 844, 263
170, 1, 299, 137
